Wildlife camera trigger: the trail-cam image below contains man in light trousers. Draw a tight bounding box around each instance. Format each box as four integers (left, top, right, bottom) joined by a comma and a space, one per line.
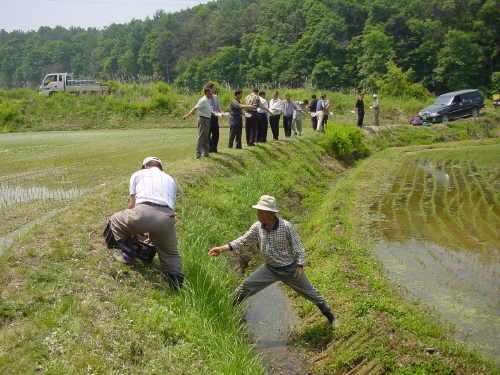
183, 88, 213, 159
208, 195, 337, 326
108, 157, 184, 288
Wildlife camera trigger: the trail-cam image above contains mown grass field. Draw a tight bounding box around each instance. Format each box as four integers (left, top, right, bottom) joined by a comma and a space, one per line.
0, 112, 498, 374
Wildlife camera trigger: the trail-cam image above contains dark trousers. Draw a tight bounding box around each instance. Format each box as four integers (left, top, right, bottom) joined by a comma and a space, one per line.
357, 112, 364, 127
229, 116, 242, 149
245, 114, 258, 146
311, 116, 318, 130
256, 113, 268, 143
269, 114, 280, 140
283, 115, 293, 137
209, 114, 219, 152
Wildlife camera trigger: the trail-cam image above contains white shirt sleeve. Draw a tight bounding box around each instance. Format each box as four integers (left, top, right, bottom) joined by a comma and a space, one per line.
129, 171, 139, 195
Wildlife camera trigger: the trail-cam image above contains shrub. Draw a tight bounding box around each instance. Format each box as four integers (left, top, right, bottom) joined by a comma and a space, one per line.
0, 99, 24, 131
319, 125, 370, 163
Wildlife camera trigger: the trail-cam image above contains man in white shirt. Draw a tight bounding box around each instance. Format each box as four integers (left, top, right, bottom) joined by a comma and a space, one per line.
108, 157, 184, 288
268, 91, 282, 140
182, 88, 214, 159
256, 91, 272, 142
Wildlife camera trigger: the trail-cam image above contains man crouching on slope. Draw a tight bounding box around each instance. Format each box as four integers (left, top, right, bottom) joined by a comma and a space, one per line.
208, 195, 337, 326
107, 157, 184, 289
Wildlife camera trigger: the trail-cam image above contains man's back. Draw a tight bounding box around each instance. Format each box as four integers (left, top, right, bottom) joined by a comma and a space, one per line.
130, 167, 176, 209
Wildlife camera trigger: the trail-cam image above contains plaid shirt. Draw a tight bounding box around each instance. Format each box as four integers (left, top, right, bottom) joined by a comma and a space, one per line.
229, 218, 305, 267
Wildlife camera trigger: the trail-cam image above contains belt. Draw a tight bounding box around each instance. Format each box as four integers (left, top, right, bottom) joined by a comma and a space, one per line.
200, 115, 211, 119
140, 202, 177, 217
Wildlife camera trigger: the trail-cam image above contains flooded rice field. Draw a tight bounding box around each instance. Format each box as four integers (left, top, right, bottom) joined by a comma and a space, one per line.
370, 152, 499, 363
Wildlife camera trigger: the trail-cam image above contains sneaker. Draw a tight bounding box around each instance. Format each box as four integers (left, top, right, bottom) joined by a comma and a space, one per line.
113, 251, 134, 265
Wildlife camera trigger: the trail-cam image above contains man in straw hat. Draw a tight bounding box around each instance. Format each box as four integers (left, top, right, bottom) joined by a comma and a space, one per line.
106, 156, 184, 288
208, 195, 337, 326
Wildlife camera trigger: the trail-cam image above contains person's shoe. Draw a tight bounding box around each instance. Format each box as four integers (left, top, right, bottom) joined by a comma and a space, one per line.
317, 302, 337, 326
195, 155, 201, 160
113, 250, 134, 265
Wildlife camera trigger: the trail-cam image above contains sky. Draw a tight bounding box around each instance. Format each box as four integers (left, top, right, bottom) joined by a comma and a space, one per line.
1, 0, 211, 32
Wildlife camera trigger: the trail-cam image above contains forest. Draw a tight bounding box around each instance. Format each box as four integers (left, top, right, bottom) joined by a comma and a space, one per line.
0, 0, 498, 94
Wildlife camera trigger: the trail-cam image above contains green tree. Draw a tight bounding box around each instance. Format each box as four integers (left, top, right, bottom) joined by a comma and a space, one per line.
434, 29, 485, 91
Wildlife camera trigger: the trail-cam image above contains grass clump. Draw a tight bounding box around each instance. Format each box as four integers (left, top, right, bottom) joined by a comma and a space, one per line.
319, 125, 370, 164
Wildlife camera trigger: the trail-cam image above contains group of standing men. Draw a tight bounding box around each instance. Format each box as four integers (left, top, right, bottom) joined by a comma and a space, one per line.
183, 87, 381, 159
184, 87, 337, 159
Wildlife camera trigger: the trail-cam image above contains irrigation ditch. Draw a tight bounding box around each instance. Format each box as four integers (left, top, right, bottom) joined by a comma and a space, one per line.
0, 133, 497, 374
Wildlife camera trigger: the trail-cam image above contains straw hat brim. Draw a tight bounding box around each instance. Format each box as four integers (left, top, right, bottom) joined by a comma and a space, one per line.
252, 204, 279, 212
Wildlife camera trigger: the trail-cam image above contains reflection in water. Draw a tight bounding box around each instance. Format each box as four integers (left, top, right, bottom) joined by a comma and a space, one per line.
0, 184, 86, 208
371, 159, 500, 363
246, 283, 308, 375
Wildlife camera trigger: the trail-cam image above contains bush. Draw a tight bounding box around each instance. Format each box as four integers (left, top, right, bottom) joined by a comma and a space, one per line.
0, 100, 24, 131
319, 125, 370, 163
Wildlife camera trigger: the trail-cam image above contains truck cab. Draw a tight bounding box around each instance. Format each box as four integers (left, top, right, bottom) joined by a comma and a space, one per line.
40, 73, 67, 96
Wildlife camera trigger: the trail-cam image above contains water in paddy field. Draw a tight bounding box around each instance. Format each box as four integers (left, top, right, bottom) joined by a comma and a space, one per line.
246, 283, 308, 375
371, 158, 500, 363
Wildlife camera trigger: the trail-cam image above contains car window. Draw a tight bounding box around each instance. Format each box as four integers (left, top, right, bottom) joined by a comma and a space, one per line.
452, 96, 462, 104
434, 95, 452, 105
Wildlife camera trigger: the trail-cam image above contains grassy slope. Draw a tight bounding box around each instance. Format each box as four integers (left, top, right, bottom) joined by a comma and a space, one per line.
290, 138, 499, 374
0, 136, 335, 374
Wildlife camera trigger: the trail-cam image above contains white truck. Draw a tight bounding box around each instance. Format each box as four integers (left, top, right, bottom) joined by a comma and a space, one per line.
39, 72, 109, 96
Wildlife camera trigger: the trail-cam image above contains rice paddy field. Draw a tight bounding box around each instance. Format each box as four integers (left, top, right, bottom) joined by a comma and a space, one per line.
369, 140, 500, 364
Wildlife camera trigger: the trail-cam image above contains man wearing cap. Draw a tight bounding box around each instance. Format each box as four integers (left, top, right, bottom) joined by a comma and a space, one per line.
208, 195, 337, 326
107, 157, 184, 288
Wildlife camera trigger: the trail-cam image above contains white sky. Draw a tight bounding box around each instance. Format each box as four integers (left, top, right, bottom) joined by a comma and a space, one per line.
1, 0, 211, 32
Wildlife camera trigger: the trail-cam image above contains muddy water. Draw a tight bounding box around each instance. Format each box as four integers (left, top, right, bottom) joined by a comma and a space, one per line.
246, 283, 308, 374
371, 158, 500, 363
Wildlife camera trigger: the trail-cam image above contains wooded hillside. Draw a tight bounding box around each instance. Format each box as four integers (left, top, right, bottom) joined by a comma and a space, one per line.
0, 0, 498, 93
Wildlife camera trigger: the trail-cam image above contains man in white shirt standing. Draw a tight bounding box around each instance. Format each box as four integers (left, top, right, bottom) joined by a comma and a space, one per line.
182, 88, 214, 159
256, 91, 272, 142
108, 157, 184, 288
268, 91, 282, 140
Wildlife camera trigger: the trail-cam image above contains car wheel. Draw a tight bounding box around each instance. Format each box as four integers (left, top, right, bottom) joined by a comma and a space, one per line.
442, 114, 449, 123
472, 108, 479, 117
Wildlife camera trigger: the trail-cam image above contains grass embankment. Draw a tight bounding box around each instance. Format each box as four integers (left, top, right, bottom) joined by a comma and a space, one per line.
0, 137, 336, 374
0, 82, 468, 132
288, 138, 499, 374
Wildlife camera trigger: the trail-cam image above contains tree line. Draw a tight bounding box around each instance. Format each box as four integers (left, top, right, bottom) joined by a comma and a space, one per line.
0, 0, 498, 94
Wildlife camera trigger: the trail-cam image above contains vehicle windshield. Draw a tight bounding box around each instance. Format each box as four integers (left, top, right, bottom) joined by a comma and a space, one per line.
43, 75, 57, 86
434, 95, 452, 106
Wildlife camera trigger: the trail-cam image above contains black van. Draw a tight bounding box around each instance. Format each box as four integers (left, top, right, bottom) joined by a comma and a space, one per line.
419, 89, 484, 123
